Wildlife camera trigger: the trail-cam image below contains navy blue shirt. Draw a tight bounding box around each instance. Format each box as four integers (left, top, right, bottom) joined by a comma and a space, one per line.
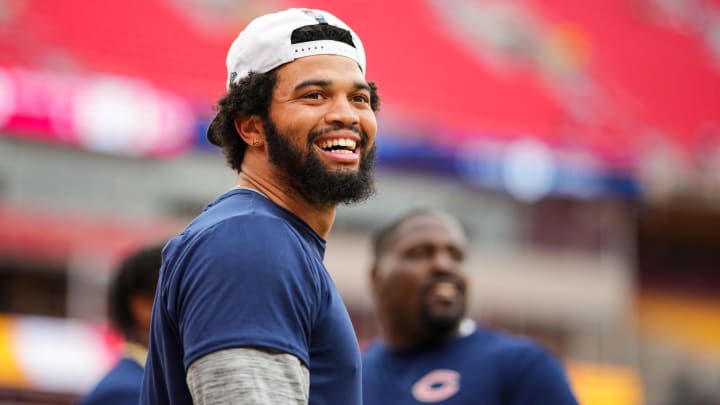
141, 189, 361, 404
362, 323, 578, 405
81, 357, 143, 405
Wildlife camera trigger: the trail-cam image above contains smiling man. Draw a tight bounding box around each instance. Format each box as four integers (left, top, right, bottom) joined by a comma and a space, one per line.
363, 209, 579, 405
140, 8, 379, 405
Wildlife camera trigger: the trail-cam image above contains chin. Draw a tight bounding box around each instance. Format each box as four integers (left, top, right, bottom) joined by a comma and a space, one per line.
423, 310, 464, 333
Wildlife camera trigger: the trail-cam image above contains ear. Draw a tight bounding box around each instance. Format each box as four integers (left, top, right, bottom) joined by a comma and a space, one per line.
370, 262, 382, 295
129, 294, 154, 328
234, 115, 265, 147
128, 293, 154, 345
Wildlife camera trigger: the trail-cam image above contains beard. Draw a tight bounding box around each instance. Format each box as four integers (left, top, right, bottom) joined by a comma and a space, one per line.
262, 118, 376, 207
415, 283, 466, 346
387, 299, 465, 349
418, 302, 465, 343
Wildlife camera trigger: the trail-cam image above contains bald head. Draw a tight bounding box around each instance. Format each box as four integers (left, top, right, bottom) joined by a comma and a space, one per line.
372, 209, 467, 260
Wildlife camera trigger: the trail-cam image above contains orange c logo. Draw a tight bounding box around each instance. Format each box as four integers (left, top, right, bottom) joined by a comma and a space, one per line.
411, 369, 461, 403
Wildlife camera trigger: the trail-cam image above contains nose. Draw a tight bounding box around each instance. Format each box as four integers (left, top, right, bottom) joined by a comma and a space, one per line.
430, 251, 460, 276
325, 97, 359, 127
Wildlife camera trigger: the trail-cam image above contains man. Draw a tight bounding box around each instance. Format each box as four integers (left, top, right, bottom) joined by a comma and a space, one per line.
141, 8, 379, 405
81, 244, 162, 405
363, 209, 579, 404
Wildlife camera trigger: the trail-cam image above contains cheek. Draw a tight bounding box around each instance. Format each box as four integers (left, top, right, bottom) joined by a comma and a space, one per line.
381, 270, 421, 305
270, 108, 317, 138
360, 113, 378, 142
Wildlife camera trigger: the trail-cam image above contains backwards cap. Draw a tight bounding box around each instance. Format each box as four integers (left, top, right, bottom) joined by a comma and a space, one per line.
207, 8, 366, 146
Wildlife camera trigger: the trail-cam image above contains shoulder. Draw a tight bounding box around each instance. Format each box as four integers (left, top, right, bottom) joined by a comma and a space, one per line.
362, 340, 385, 356
168, 212, 316, 289
473, 327, 543, 352
168, 191, 321, 265
474, 328, 570, 380
183, 190, 293, 241
81, 359, 143, 405
466, 327, 555, 369
169, 207, 303, 270
160, 201, 324, 312
198, 200, 295, 242
473, 331, 578, 403
361, 341, 389, 369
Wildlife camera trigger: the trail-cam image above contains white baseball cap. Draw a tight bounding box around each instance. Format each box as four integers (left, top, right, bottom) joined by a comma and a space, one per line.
207, 8, 366, 147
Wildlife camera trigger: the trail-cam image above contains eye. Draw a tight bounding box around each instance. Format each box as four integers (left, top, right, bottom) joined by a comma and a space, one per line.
351, 93, 371, 104
303, 91, 326, 100
449, 247, 465, 263
404, 245, 433, 260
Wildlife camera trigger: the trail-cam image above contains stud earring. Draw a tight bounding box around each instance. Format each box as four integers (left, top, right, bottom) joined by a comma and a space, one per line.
252, 138, 260, 146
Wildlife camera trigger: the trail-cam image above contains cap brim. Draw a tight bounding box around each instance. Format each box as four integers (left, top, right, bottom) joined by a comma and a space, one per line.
206, 114, 222, 147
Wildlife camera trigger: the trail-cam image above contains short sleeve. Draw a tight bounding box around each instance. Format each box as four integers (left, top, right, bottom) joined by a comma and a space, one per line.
168, 215, 319, 370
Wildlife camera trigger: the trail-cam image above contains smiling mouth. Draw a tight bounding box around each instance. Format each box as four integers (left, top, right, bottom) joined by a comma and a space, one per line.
428, 281, 463, 302
317, 138, 358, 154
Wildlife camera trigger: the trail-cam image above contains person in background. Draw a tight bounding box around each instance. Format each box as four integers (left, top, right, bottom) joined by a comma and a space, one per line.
141, 7, 379, 405
80, 243, 162, 405
362, 209, 579, 404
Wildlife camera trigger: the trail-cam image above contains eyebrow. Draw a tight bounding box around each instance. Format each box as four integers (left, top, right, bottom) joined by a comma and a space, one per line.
293, 79, 371, 92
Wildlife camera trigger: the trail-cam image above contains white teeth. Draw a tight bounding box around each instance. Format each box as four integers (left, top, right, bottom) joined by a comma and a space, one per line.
431, 282, 458, 299
318, 138, 357, 151
339, 139, 356, 149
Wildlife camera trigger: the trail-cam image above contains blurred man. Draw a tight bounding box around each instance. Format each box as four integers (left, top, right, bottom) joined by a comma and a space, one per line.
141, 7, 379, 405
81, 243, 162, 405
363, 209, 579, 404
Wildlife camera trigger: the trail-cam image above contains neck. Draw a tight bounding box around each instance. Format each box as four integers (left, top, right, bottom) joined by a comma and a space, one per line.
380, 316, 465, 351
237, 170, 336, 239
124, 341, 148, 367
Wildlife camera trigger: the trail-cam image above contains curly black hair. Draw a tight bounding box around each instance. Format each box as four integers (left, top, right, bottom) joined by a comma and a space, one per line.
209, 71, 278, 172
208, 23, 381, 173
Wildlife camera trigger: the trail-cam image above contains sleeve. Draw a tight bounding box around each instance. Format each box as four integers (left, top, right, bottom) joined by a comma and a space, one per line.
508, 345, 580, 405
171, 215, 319, 370
186, 347, 309, 405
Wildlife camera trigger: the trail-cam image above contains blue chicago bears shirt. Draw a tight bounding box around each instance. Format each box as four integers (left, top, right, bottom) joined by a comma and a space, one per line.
362, 322, 578, 405
140, 188, 361, 405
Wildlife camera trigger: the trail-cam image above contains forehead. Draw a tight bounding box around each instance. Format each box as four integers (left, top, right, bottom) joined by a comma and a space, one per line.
386, 213, 467, 252
274, 54, 366, 89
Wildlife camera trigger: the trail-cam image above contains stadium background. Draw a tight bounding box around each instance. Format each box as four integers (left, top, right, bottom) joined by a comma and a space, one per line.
1, 0, 720, 403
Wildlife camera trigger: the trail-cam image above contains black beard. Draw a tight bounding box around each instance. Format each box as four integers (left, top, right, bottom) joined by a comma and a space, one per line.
262, 118, 376, 207
414, 307, 464, 347
419, 306, 464, 342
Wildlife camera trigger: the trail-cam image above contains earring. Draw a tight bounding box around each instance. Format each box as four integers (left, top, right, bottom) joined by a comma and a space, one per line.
252, 138, 260, 146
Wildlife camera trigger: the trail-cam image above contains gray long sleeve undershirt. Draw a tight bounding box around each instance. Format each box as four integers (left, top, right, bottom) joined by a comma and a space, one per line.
187, 347, 310, 404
